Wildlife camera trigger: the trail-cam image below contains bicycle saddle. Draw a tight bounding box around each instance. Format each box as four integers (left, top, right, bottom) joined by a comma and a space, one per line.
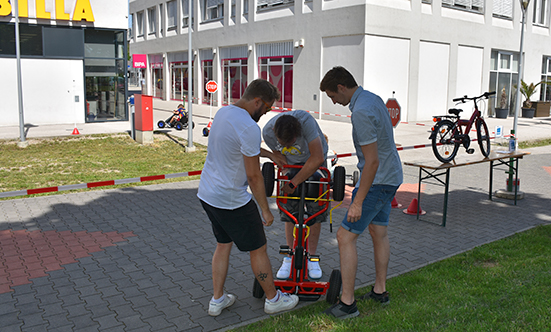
448, 108, 463, 116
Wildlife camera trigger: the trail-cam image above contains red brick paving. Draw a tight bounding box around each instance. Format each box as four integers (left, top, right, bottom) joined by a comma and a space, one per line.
0, 230, 136, 294
332, 183, 426, 210
544, 166, 551, 176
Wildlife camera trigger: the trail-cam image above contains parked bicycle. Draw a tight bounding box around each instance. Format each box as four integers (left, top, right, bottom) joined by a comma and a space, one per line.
429, 91, 495, 163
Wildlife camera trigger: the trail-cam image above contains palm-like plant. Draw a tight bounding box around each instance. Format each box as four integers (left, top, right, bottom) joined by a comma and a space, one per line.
518, 79, 551, 109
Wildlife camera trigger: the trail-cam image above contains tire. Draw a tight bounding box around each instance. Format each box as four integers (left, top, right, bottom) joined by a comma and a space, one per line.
157, 120, 166, 129
476, 119, 491, 158
332, 166, 346, 201
252, 278, 265, 298
431, 119, 460, 163
192, 121, 195, 129
352, 170, 359, 187
262, 162, 275, 197
175, 122, 183, 131
202, 127, 210, 137
326, 269, 342, 304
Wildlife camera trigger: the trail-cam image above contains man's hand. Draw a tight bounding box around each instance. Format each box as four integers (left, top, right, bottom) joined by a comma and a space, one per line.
281, 181, 296, 195
270, 151, 287, 170
346, 201, 363, 223
262, 209, 274, 226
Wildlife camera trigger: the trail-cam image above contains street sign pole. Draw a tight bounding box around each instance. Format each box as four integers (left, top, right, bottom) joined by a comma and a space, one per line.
186, 0, 195, 152
14, 0, 28, 148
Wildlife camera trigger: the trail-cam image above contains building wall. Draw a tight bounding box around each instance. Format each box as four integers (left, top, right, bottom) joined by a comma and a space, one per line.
129, 0, 551, 122
0, 0, 128, 126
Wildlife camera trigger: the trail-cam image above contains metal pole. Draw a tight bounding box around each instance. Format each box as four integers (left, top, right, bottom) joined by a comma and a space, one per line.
186, 0, 195, 152
513, 1, 529, 139
14, 0, 27, 148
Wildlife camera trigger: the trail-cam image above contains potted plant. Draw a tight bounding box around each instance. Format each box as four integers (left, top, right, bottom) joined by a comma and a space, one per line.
519, 80, 538, 118
495, 87, 508, 118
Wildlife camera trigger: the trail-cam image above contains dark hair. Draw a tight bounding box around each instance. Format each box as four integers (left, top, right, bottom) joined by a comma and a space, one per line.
274, 114, 301, 146
319, 66, 358, 93
242, 79, 281, 103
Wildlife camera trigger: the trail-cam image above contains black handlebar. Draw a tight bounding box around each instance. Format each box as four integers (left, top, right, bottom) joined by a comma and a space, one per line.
452, 91, 496, 103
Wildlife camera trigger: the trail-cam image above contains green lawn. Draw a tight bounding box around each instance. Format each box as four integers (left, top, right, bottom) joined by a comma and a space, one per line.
232, 224, 551, 332
0, 133, 206, 199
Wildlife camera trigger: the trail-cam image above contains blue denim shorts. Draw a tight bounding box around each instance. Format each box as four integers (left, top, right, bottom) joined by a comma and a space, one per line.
341, 185, 399, 235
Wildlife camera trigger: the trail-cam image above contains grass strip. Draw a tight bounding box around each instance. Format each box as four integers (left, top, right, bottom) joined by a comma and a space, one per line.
0, 133, 206, 199
232, 224, 551, 332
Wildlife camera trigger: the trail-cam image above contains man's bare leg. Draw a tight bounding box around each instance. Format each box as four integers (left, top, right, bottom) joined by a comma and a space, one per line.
369, 224, 389, 294
212, 242, 233, 299
336, 227, 359, 305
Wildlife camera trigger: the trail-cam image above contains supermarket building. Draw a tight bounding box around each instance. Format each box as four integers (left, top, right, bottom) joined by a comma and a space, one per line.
0, 0, 129, 126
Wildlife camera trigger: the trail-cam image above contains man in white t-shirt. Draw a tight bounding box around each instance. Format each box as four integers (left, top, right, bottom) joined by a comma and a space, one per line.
197, 79, 299, 317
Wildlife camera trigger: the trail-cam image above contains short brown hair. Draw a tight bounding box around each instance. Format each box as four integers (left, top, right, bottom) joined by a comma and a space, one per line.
274, 114, 301, 146
320, 66, 358, 93
242, 79, 281, 103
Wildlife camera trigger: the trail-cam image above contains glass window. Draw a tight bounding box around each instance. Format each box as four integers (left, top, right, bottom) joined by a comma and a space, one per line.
533, 0, 549, 26
222, 58, 247, 105
43, 27, 84, 58
203, 0, 224, 21
489, 50, 519, 116
160, 3, 165, 36
257, 0, 293, 10
202, 59, 214, 103
85, 58, 126, 121
540, 57, 551, 101
442, 0, 484, 13
167, 0, 177, 29
182, 0, 194, 28
0, 23, 15, 55
85, 30, 116, 58
259, 56, 293, 109
137, 11, 144, 36
148, 7, 156, 35
171, 61, 193, 101
493, 0, 513, 18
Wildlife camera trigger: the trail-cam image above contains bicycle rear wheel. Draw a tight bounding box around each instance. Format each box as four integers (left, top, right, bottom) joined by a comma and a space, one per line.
476, 119, 491, 158
431, 119, 460, 163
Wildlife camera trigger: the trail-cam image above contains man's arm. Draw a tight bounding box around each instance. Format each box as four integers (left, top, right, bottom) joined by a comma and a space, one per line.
281, 136, 325, 194
347, 142, 379, 223
260, 148, 286, 169
244, 154, 274, 226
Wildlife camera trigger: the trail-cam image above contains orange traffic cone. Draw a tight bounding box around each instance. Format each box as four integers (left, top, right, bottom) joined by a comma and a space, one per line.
391, 197, 402, 208
71, 127, 80, 135
403, 198, 426, 215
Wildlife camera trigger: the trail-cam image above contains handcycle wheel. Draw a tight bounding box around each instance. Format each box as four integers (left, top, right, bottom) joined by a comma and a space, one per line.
192, 121, 196, 129
431, 119, 460, 163
157, 120, 166, 129
332, 166, 346, 201
202, 127, 210, 137
352, 170, 359, 187
175, 122, 183, 131
252, 278, 265, 298
476, 119, 491, 158
326, 269, 342, 304
262, 162, 275, 196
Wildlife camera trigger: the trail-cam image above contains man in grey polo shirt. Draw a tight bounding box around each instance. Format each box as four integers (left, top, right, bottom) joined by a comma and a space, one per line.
320, 66, 403, 319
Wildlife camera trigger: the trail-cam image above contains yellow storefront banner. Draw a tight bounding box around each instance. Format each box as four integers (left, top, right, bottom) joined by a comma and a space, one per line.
0, 0, 95, 22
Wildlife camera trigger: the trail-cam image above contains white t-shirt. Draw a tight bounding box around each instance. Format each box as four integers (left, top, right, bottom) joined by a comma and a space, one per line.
197, 105, 261, 209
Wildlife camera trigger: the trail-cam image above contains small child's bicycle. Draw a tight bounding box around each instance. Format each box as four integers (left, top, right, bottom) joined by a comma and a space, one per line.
429, 91, 495, 163
252, 163, 346, 304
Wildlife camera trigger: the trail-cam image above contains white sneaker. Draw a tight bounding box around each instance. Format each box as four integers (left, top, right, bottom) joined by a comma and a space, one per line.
264, 290, 299, 314
276, 257, 292, 279
308, 260, 322, 279
208, 293, 236, 316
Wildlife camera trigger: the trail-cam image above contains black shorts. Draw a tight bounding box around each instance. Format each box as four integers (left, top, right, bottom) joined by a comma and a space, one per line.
200, 199, 267, 252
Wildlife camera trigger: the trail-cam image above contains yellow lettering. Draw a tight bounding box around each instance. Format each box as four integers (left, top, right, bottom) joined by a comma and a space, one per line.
56, 0, 69, 20
19, 0, 28, 17
73, 0, 94, 22
0, 0, 11, 16
36, 0, 51, 19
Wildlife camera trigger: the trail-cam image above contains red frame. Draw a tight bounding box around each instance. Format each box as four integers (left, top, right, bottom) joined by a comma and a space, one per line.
273, 165, 332, 296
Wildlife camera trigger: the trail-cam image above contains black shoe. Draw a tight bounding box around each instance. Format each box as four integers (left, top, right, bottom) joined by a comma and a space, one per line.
359, 286, 390, 305
323, 300, 359, 319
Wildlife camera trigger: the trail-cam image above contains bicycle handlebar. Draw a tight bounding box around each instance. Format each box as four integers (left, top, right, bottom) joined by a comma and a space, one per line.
452, 91, 496, 103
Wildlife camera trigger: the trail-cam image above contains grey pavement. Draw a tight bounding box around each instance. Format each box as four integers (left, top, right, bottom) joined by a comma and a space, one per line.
1, 99, 551, 331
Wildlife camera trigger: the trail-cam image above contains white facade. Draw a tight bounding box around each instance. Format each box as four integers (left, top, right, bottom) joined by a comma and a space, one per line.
0, 0, 128, 126
129, 0, 551, 122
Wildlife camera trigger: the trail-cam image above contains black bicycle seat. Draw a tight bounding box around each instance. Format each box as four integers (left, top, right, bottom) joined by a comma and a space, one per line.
448, 108, 463, 116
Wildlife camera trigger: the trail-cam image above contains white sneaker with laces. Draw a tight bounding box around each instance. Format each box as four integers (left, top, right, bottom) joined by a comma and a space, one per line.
276, 257, 292, 279
208, 293, 236, 316
308, 260, 322, 279
264, 290, 299, 314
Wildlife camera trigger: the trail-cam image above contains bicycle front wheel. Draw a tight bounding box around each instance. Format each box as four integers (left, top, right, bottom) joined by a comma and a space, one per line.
431, 119, 460, 163
476, 118, 491, 157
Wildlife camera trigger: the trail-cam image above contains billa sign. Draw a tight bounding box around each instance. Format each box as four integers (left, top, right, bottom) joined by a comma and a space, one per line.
0, 0, 95, 22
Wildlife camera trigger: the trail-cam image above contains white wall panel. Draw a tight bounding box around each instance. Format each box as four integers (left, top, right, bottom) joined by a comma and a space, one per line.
0, 59, 19, 126
417, 41, 450, 120
455, 45, 483, 102
364, 35, 410, 122
321, 35, 364, 117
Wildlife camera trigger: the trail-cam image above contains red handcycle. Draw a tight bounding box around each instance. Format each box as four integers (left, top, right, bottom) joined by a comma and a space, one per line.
429, 91, 495, 163
252, 163, 346, 304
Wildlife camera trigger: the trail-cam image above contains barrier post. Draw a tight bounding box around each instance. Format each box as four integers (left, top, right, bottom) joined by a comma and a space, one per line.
134, 94, 153, 144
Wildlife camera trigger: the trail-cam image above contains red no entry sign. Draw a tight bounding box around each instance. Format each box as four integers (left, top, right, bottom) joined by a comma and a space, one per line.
386, 98, 401, 128
206, 80, 218, 93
